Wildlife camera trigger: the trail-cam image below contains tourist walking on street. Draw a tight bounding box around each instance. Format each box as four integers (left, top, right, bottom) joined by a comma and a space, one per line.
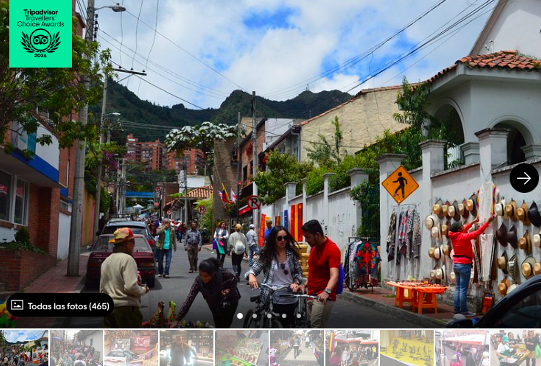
246, 224, 259, 267
246, 225, 304, 328
214, 221, 229, 265
301, 219, 341, 328
292, 336, 300, 359
448, 214, 495, 316
341, 346, 350, 366
228, 224, 247, 280
525, 330, 538, 366
100, 228, 149, 328
185, 221, 203, 273
264, 218, 273, 243
173, 258, 240, 328
156, 219, 177, 278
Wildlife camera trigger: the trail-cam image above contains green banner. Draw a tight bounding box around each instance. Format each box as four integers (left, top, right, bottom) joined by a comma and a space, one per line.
9, 0, 72, 68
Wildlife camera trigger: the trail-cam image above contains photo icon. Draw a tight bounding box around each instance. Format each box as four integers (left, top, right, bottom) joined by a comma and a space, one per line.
10, 299, 24, 310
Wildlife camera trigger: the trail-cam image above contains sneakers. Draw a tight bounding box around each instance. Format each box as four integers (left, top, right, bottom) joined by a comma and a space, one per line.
461, 312, 476, 317
158, 274, 163, 277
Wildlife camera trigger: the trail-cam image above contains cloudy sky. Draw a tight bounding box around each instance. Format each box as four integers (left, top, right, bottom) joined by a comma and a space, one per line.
4, 330, 47, 343
91, 0, 496, 110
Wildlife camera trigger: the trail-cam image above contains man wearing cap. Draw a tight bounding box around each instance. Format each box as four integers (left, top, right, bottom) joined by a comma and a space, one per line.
101, 228, 149, 328
496, 335, 510, 365
246, 224, 259, 268
448, 214, 495, 317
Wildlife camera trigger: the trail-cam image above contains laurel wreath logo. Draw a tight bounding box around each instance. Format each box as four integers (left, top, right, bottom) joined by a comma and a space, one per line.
21, 30, 61, 54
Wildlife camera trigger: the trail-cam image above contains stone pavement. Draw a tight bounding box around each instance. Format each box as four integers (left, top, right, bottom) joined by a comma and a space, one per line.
277, 342, 319, 366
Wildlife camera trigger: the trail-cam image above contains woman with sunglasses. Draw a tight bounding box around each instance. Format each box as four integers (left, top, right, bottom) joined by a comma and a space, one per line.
245, 225, 304, 327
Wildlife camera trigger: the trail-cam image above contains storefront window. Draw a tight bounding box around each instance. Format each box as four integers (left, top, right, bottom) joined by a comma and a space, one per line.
0, 171, 11, 221
14, 179, 28, 225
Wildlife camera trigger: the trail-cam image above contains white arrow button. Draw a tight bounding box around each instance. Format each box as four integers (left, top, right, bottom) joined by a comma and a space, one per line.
517, 172, 531, 185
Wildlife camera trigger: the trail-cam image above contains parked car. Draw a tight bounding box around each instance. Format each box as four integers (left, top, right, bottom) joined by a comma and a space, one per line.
99, 220, 156, 254
446, 275, 541, 328
86, 234, 156, 288
105, 350, 141, 363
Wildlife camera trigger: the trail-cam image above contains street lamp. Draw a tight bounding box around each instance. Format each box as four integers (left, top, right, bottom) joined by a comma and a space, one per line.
94, 4, 126, 12
68, 0, 126, 276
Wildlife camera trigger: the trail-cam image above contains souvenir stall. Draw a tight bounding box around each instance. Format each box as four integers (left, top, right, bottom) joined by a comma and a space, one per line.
385, 205, 423, 281
104, 331, 159, 366
215, 331, 264, 366
343, 237, 380, 292
418, 180, 541, 313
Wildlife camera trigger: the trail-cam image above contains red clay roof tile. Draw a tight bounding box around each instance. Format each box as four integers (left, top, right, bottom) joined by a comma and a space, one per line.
428, 51, 541, 83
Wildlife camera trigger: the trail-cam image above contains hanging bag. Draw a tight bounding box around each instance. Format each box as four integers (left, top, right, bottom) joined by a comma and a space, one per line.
534, 344, 541, 359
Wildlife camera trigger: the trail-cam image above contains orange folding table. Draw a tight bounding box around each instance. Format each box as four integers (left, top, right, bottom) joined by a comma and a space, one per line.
386, 282, 419, 309
412, 285, 447, 314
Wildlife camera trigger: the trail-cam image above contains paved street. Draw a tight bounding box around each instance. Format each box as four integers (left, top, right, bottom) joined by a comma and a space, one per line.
276, 341, 319, 366
63, 248, 419, 328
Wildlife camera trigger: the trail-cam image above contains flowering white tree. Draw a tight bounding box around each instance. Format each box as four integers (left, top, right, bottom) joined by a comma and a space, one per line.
165, 121, 237, 184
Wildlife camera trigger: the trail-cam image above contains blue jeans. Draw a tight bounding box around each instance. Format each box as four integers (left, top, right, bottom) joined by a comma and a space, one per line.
157, 248, 173, 275
248, 245, 260, 267
453, 263, 471, 314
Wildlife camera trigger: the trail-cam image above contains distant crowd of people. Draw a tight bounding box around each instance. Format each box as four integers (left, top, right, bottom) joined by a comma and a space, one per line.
50, 341, 99, 366
1, 347, 47, 366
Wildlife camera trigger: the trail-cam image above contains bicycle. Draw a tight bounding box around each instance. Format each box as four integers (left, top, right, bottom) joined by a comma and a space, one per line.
243, 283, 289, 328
277, 292, 317, 328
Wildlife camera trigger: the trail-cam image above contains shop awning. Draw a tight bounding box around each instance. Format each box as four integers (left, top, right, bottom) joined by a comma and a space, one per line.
443, 334, 487, 345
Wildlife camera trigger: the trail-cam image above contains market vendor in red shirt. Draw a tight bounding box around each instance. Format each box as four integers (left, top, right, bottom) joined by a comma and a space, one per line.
448, 214, 495, 317
300, 219, 341, 328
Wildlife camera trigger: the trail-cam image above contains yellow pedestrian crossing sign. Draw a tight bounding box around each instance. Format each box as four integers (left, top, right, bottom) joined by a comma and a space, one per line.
382, 165, 419, 204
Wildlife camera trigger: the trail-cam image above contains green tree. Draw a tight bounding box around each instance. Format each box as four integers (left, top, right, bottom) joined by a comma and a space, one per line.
164, 121, 237, 185
0, 2, 112, 153
305, 116, 345, 168
394, 77, 463, 169
254, 150, 313, 205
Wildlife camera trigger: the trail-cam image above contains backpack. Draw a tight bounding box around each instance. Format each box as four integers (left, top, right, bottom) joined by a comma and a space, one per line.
234, 239, 245, 254
336, 264, 345, 294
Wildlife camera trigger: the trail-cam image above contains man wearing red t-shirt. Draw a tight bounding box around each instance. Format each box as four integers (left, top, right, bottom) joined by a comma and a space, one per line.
301, 219, 341, 328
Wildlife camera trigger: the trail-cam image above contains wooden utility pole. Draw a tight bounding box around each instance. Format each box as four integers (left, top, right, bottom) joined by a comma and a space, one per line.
252, 92, 258, 226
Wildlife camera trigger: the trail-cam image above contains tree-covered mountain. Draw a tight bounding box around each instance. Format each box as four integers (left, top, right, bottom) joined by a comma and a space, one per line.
101, 79, 352, 142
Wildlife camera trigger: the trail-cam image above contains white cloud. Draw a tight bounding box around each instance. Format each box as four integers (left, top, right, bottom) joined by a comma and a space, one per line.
94, 0, 494, 110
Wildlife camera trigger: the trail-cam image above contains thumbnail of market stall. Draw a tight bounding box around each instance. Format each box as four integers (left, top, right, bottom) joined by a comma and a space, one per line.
159, 330, 213, 366
381, 330, 434, 366
326, 331, 379, 366
490, 330, 536, 366
437, 330, 489, 366
104, 331, 159, 366
215, 330, 267, 366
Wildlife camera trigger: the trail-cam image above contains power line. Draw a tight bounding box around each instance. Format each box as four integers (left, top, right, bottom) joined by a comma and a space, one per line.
107, 0, 246, 91
262, 0, 449, 99
99, 30, 230, 98
286, 0, 496, 121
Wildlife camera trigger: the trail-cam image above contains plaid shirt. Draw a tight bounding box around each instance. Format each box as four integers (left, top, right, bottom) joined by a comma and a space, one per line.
184, 229, 202, 248
244, 248, 304, 305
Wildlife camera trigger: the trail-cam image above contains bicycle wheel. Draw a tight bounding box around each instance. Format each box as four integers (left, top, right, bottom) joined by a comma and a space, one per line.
243, 309, 260, 328
270, 318, 283, 328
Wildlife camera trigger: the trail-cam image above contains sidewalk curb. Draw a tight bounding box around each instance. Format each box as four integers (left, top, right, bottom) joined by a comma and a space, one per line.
340, 290, 447, 328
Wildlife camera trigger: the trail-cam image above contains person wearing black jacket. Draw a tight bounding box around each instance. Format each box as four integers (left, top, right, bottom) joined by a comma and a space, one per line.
525, 330, 539, 366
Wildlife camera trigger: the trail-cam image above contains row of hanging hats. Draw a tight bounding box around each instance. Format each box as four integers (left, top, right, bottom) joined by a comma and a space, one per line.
493, 198, 541, 226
